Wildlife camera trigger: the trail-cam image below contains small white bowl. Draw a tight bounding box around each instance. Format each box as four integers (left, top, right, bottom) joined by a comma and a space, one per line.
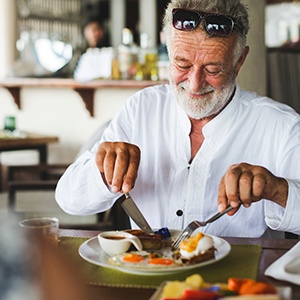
98, 231, 143, 256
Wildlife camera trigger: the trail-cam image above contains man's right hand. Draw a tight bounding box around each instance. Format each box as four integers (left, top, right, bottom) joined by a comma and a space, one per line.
95, 142, 141, 194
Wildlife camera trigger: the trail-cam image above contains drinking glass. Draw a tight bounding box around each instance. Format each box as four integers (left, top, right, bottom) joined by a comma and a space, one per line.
4, 116, 16, 131
19, 217, 59, 246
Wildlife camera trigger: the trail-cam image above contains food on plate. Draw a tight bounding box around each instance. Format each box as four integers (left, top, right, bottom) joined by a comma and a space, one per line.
108, 251, 177, 268
227, 278, 277, 295
173, 232, 215, 264
154, 227, 171, 238
161, 274, 227, 299
124, 229, 165, 250
148, 257, 175, 265
107, 230, 218, 268
121, 253, 146, 263
160, 274, 279, 300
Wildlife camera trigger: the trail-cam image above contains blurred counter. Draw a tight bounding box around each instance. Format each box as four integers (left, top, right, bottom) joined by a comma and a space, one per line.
0, 78, 168, 117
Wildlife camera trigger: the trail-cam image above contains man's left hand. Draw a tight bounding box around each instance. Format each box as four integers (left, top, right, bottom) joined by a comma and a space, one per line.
218, 162, 288, 214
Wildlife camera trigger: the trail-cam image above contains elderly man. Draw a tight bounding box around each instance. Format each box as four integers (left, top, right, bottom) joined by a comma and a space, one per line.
56, 0, 300, 238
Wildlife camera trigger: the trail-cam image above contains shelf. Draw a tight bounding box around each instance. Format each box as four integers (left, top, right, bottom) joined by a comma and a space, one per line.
0, 78, 168, 117
19, 12, 81, 23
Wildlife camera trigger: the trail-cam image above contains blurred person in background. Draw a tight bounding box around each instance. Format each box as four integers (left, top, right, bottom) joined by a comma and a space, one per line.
82, 16, 110, 49
74, 16, 112, 82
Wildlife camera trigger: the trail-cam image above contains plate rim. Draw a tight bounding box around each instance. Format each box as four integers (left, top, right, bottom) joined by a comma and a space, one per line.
78, 231, 231, 275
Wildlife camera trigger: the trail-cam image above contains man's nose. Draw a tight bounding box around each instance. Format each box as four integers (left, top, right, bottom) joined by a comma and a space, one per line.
187, 68, 206, 93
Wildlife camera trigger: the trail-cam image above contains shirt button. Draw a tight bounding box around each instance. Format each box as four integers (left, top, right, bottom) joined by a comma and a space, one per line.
176, 209, 183, 217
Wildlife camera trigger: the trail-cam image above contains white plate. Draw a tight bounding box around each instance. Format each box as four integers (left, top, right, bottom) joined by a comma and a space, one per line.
78, 230, 231, 275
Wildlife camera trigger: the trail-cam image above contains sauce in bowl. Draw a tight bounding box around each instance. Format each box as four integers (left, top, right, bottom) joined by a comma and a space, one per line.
98, 231, 143, 256
105, 236, 126, 240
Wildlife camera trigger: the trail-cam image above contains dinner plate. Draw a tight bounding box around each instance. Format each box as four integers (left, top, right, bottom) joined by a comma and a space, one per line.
78, 230, 231, 275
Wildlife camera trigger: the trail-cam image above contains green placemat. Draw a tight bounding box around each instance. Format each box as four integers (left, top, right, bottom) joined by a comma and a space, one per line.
59, 236, 262, 289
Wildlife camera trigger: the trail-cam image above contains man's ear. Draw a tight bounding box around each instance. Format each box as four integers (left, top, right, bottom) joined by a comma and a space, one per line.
235, 46, 250, 75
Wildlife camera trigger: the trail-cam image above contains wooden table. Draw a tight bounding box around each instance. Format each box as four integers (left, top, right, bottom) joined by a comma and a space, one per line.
0, 131, 58, 159
0, 131, 59, 190
59, 229, 300, 300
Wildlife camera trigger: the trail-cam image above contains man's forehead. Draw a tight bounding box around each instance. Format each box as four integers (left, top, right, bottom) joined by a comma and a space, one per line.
170, 28, 236, 55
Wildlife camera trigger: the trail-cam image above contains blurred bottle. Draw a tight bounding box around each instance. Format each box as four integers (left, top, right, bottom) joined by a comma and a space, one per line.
111, 49, 121, 80
117, 28, 139, 79
157, 31, 169, 81
136, 33, 158, 81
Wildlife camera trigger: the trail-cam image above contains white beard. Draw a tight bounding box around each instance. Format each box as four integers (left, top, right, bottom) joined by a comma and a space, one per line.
170, 77, 236, 120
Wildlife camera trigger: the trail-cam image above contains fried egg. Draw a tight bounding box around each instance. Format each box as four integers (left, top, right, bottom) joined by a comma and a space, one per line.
179, 232, 214, 260
108, 251, 176, 268
122, 253, 145, 263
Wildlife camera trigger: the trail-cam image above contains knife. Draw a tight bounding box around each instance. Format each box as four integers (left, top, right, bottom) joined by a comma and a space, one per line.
120, 193, 153, 234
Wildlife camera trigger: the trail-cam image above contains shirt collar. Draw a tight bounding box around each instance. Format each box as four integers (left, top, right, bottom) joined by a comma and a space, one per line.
202, 84, 241, 139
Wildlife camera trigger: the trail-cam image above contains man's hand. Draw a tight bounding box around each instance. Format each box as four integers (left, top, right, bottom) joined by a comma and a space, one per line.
95, 142, 141, 194
218, 162, 288, 215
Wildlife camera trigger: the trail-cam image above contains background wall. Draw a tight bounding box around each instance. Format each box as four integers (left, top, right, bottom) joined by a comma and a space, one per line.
237, 0, 266, 96
0, 87, 139, 166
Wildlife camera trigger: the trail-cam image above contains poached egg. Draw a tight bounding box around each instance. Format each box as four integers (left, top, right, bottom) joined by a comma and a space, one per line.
179, 232, 214, 260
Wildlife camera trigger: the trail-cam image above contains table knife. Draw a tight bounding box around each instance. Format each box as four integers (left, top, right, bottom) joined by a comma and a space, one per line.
121, 193, 153, 234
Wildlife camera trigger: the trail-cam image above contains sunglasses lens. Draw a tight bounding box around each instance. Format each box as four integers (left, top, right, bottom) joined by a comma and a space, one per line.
173, 10, 200, 31
172, 9, 235, 37
205, 15, 234, 37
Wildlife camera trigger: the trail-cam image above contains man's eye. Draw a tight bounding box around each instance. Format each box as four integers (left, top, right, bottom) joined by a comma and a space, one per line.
178, 66, 190, 70
204, 67, 222, 75
176, 64, 191, 70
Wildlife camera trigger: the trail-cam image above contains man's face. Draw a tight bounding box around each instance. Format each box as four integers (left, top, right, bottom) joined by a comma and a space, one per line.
168, 28, 243, 120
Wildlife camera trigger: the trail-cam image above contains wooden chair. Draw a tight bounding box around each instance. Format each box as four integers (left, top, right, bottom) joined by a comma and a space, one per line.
7, 121, 130, 230
7, 163, 68, 210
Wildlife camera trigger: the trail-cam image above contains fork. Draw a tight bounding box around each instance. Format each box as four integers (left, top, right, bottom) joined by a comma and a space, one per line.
172, 205, 234, 250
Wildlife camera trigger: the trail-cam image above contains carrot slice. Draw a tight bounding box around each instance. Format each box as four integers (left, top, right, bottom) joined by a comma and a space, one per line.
228, 278, 276, 295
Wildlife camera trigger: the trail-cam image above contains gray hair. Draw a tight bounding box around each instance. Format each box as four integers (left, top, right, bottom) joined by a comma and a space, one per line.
162, 0, 249, 63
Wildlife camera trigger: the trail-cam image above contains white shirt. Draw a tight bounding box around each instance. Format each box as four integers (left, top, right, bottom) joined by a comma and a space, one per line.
56, 84, 300, 237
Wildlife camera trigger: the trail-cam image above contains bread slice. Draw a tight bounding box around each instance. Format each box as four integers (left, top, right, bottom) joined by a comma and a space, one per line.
182, 247, 215, 264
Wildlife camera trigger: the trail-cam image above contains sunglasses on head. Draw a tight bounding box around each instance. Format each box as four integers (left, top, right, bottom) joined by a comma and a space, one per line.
172, 8, 237, 37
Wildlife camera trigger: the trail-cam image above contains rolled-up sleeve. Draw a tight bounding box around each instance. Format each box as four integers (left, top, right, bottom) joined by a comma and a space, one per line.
266, 179, 300, 234
55, 149, 118, 215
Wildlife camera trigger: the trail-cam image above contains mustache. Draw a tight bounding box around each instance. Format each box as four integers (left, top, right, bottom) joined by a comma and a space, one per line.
178, 82, 215, 95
